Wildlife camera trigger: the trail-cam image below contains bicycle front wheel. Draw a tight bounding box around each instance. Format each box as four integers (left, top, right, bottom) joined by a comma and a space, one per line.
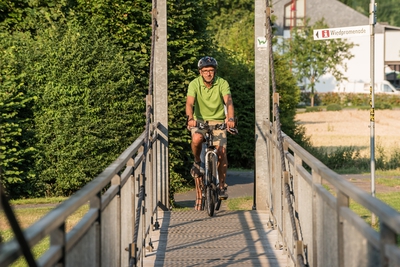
206, 186, 215, 217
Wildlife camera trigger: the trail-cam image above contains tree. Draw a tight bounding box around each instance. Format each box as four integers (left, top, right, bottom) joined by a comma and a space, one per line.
281, 18, 355, 106
339, 0, 400, 27
205, 0, 300, 163
206, 0, 255, 65
30, 20, 145, 195
166, 0, 217, 195
0, 0, 219, 198
377, 1, 400, 27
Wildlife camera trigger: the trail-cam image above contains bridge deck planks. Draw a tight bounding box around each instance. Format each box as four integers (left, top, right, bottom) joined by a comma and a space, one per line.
144, 210, 288, 267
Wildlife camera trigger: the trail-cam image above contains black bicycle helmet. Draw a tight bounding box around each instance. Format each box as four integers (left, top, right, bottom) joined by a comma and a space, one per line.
197, 56, 218, 70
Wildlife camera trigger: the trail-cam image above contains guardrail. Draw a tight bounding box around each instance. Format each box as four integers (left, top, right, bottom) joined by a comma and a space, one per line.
0, 122, 169, 267
264, 120, 400, 267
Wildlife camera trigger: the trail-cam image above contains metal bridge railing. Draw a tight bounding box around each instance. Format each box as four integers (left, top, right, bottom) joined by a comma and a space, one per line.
1, 0, 168, 265
0, 122, 169, 267
264, 120, 400, 267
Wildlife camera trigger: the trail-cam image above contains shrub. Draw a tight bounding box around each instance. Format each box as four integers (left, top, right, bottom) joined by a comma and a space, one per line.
305, 106, 323, 112
0, 31, 40, 198
31, 21, 145, 196
326, 104, 342, 111
375, 102, 392, 110
300, 91, 321, 106
386, 149, 400, 170
320, 92, 341, 106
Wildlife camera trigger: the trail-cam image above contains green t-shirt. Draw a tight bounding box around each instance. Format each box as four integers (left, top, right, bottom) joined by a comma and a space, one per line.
187, 76, 231, 121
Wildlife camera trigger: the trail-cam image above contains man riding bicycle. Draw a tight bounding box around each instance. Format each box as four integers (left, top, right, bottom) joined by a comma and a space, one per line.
186, 56, 236, 203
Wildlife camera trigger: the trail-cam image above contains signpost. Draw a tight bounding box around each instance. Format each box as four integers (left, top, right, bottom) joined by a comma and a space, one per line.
313, 2, 377, 226
313, 25, 370, 40
369, 0, 377, 226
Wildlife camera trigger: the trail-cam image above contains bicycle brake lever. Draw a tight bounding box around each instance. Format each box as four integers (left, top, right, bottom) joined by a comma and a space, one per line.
228, 128, 238, 135
197, 121, 209, 130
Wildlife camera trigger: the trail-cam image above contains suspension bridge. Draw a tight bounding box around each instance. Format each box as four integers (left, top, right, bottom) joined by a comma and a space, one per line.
1, 0, 400, 266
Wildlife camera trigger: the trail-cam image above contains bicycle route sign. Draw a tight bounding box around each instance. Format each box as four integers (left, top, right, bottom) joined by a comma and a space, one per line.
313, 25, 370, 40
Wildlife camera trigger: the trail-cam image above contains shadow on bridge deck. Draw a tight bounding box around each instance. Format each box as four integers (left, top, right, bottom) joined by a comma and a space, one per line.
144, 209, 288, 267
144, 170, 287, 266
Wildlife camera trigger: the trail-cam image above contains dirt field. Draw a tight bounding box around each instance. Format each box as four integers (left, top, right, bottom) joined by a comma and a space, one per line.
296, 109, 400, 156
296, 109, 400, 193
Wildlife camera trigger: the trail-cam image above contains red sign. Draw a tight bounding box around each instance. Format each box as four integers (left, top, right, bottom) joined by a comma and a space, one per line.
321, 30, 330, 38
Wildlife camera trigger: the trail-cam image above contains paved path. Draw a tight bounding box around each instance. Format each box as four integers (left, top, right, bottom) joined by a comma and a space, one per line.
174, 170, 255, 209
341, 174, 400, 193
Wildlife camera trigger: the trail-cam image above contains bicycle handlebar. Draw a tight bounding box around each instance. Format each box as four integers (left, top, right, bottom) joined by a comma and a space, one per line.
196, 121, 238, 135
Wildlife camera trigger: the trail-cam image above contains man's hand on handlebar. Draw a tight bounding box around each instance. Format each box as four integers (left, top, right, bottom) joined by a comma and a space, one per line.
186, 117, 238, 134
226, 118, 238, 135
186, 116, 197, 129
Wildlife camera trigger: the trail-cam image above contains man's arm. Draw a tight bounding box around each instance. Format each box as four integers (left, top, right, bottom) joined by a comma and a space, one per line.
223, 94, 235, 130
186, 95, 196, 127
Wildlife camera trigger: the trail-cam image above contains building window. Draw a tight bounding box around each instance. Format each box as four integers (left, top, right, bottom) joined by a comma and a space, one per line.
284, 0, 305, 30
386, 64, 400, 89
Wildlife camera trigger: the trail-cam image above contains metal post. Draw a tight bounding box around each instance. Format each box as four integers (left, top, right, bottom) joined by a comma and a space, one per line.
153, 0, 169, 209
369, 0, 377, 226
254, 0, 270, 211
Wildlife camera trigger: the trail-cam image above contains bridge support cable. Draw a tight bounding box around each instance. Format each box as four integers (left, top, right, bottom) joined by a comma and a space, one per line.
266, 1, 306, 266
0, 183, 38, 267
129, 0, 159, 266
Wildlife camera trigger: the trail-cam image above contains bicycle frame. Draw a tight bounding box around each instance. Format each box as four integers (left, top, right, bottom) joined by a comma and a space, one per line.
196, 121, 237, 216
199, 124, 222, 216
203, 133, 219, 188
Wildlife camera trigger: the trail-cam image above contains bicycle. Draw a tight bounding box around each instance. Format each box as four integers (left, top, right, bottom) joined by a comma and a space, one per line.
195, 121, 238, 217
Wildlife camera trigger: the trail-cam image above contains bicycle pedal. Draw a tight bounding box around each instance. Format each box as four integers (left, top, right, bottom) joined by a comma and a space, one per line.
218, 189, 228, 200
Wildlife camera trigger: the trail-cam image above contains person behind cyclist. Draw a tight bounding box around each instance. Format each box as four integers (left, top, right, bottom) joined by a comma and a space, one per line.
186, 56, 236, 200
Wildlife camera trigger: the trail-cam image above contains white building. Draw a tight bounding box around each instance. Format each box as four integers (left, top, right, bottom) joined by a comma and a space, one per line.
272, 0, 400, 92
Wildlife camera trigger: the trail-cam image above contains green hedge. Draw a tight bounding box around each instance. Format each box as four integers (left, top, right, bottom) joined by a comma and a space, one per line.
326, 104, 342, 111
0, 0, 301, 199
0, 32, 37, 197
313, 92, 400, 109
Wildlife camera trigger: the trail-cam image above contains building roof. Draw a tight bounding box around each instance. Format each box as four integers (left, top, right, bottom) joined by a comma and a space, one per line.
273, 0, 390, 35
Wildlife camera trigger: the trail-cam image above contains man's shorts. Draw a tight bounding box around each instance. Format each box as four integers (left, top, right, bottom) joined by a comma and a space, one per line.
190, 120, 227, 148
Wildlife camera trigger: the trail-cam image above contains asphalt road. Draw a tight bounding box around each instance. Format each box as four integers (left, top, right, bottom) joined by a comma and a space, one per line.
173, 169, 254, 208
173, 170, 400, 209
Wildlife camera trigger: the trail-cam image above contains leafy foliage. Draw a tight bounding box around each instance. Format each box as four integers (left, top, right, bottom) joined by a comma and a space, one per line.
0, 32, 37, 197
0, 0, 70, 33
339, 0, 400, 27
0, 14, 146, 197
272, 54, 300, 139
207, 0, 300, 161
30, 21, 145, 195
318, 92, 400, 108
166, 0, 215, 193
0, 0, 300, 199
326, 104, 342, 111
215, 49, 255, 168
280, 18, 355, 106
206, 0, 255, 64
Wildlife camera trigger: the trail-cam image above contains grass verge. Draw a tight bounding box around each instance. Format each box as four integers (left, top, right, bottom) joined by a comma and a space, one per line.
1, 199, 88, 267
